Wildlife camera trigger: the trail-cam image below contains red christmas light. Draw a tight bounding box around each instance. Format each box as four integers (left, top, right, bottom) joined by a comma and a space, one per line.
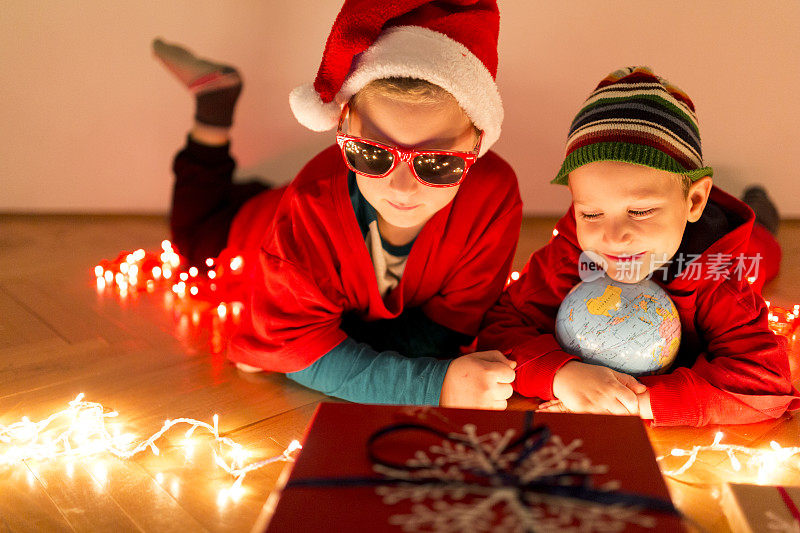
94, 241, 249, 353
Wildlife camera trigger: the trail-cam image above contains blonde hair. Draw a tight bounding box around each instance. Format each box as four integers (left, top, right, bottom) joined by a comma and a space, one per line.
351, 77, 454, 107
350, 77, 478, 138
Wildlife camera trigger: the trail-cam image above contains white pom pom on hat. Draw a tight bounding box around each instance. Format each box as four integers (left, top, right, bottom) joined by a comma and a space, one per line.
289, 82, 341, 132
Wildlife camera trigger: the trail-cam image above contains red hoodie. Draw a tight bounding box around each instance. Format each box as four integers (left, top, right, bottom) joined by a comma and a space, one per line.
478, 186, 800, 426
227, 145, 522, 373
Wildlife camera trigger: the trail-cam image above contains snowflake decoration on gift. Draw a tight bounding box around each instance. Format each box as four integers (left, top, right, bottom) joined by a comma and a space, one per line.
374, 424, 656, 533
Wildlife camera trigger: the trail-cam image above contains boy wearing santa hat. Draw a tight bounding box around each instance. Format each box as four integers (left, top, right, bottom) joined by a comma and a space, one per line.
154, 0, 521, 409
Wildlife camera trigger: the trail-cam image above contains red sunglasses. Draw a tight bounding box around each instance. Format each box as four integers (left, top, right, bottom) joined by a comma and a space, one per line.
336, 107, 483, 187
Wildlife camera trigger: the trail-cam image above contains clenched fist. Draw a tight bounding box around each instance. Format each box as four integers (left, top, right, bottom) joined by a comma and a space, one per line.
440, 350, 516, 410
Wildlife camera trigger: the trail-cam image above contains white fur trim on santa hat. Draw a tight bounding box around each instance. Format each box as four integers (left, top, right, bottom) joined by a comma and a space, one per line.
289, 82, 342, 132
290, 26, 503, 157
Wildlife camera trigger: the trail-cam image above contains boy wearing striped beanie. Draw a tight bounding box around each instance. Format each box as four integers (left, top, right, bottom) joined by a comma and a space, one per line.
479, 67, 798, 426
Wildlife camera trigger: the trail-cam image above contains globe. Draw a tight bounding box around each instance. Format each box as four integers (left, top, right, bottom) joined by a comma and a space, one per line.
555, 276, 681, 376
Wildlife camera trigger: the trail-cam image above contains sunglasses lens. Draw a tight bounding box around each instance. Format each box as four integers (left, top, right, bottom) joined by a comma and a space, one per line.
343, 141, 394, 176
413, 155, 467, 185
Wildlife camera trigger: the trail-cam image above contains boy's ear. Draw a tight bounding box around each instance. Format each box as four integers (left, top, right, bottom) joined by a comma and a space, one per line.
686, 176, 713, 223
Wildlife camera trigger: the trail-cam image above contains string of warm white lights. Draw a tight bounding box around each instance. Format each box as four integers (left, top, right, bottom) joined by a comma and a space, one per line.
657, 431, 800, 483
6, 399, 795, 500
0, 394, 301, 502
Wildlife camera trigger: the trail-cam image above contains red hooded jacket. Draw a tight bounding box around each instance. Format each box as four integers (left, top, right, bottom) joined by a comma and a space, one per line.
227, 145, 522, 373
478, 186, 799, 426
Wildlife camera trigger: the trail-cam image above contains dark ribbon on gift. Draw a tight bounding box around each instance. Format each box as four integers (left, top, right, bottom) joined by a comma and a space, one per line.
287, 411, 679, 517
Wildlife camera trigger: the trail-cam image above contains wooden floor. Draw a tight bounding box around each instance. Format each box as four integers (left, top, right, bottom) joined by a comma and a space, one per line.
1, 214, 799, 532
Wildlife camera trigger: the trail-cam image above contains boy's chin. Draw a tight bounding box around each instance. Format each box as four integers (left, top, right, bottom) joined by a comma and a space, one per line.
379, 210, 429, 230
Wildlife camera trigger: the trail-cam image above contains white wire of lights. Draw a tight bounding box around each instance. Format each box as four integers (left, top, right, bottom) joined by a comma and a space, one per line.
0, 394, 301, 501
657, 431, 800, 483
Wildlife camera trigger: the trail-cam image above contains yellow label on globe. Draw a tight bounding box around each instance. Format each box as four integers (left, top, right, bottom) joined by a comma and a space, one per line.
585, 285, 622, 317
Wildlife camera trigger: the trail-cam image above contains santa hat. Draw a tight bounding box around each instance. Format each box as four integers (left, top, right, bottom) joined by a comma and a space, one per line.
289, 0, 503, 157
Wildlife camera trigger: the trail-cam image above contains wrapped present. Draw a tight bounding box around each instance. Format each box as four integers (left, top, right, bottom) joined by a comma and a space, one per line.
258, 403, 685, 532
722, 483, 800, 533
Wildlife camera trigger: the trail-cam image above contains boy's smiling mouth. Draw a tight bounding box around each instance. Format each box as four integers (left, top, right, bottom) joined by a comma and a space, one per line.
604, 252, 645, 262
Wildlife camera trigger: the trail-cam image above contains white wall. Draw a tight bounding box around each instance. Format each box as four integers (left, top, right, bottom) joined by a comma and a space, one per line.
2, 1, 799, 216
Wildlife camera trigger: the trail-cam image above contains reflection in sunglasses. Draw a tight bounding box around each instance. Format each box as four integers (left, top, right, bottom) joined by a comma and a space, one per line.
337, 132, 478, 187
345, 141, 394, 175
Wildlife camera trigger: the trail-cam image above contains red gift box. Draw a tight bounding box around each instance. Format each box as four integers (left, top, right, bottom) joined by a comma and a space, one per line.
721, 483, 800, 533
258, 403, 684, 532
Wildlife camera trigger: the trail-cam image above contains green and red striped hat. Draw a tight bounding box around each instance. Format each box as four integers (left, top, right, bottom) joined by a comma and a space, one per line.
552, 66, 713, 185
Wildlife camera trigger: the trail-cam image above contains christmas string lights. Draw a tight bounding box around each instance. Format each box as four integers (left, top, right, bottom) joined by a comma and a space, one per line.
0, 394, 301, 502
94, 240, 251, 353
94, 240, 247, 303
657, 431, 800, 483
766, 300, 800, 340
96, 240, 800, 343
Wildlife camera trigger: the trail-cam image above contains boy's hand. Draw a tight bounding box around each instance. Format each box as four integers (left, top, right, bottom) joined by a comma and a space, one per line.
549, 361, 646, 415
539, 389, 654, 419
440, 351, 516, 410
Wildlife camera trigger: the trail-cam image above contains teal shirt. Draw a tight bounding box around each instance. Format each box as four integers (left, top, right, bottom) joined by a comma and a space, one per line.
287, 338, 450, 405
286, 173, 471, 405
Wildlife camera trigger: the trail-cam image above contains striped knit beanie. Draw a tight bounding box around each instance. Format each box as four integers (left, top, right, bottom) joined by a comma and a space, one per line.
552, 66, 713, 185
